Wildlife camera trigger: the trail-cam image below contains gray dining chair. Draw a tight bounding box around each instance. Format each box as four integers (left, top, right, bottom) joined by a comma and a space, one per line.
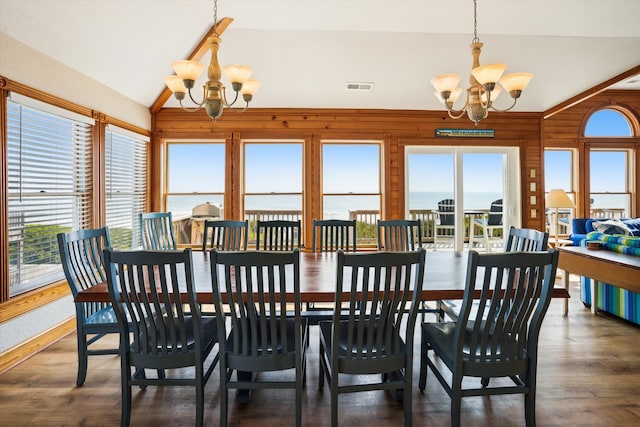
434, 199, 455, 248
419, 250, 559, 427
473, 198, 503, 252
311, 219, 357, 252
103, 248, 218, 427
139, 212, 177, 250
319, 249, 426, 427
376, 219, 422, 251
505, 226, 549, 252
201, 219, 248, 251
57, 227, 117, 386
256, 219, 301, 251
210, 249, 307, 427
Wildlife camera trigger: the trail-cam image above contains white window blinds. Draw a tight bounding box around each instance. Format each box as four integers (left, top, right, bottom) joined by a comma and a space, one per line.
105, 125, 149, 249
7, 97, 94, 296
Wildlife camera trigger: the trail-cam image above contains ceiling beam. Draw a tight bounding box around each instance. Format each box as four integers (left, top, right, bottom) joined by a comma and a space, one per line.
543, 65, 640, 119
150, 17, 233, 114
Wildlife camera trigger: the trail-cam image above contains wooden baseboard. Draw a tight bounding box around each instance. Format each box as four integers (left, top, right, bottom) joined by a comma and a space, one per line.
0, 318, 75, 374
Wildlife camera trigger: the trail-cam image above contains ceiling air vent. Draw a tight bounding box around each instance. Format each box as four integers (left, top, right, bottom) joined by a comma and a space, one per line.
346, 82, 374, 91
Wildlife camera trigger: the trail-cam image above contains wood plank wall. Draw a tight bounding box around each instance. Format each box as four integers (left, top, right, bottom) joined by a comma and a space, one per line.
152, 89, 639, 241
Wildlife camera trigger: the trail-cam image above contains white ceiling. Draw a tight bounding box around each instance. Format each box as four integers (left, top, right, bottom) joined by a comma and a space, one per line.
1, 0, 639, 113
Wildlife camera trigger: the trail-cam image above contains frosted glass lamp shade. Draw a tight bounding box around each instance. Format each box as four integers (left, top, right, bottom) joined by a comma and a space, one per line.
499, 72, 533, 93
172, 60, 205, 81
471, 63, 507, 85
431, 74, 461, 93
222, 64, 252, 84
241, 78, 261, 95
164, 75, 186, 93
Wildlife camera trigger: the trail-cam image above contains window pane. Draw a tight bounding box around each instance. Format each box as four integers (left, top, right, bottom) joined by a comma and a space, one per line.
7, 100, 93, 296
585, 109, 632, 137
323, 144, 379, 193
462, 153, 504, 210
544, 150, 572, 191
105, 130, 148, 249
590, 151, 626, 192
407, 154, 454, 210
245, 144, 302, 192
168, 143, 225, 193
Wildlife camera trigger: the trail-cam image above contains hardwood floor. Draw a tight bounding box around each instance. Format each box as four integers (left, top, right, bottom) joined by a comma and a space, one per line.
2, 278, 640, 426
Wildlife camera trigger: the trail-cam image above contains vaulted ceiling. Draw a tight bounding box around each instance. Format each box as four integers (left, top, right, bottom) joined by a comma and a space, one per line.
1, 0, 639, 114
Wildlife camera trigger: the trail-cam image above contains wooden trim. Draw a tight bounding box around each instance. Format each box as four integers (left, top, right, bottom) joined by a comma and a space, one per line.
105, 116, 151, 138
150, 18, 233, 114
0, 86, 8, 302
543, 65, 640, 119
0, 282, 71, 323
0, 318, 75, 375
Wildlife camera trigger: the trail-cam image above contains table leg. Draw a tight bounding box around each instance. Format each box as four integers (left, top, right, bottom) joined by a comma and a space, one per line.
563, 268, 569, 316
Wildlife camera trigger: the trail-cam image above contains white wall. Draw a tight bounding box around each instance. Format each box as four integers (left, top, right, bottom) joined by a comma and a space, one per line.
0, 32, 149, 353
0, 32, 150, 130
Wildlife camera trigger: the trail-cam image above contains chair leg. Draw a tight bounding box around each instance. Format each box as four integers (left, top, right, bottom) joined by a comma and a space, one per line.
418, 338, 427, 392
76, 327, 88, 387
296, 361, 303, 427
525, 370, 537, 427
330, 379, 339, 427
318, 339, 325, 388
195, 374, 204, 427
121, 367, 132, 427
450, 372, 463, 427
403, 380, 412, 427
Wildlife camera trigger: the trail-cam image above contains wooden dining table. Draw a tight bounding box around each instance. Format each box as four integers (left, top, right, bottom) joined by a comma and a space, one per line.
74, 250, 570, 304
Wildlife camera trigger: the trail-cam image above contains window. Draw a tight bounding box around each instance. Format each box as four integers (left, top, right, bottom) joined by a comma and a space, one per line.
7, 95, 94, 296
243, 141, 303, 242
544, 149, 576, 235
585, 109, 633, 137
105, 126, 149, 249
166, 142, 225, 245
590, 150, 631, 218
322, 142, 381, 245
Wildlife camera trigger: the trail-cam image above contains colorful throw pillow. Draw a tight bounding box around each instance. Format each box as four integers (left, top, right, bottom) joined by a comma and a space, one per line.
593, 219, 632, 236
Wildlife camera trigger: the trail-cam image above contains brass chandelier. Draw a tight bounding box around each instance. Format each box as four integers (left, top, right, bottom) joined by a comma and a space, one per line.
163, 0, 259, 121
431, 0, 532, 126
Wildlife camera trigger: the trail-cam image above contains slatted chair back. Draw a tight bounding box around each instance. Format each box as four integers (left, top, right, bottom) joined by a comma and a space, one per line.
202, 219, 248, 251
210, 249, 305, 427
256, 219, 301, 251
57, 226, 117, 386
139, 212, 177, 250
311, 219, 357, 252
505, 226, 549, 252
376, 219, 422, 251
437, 198, 455, 226
487, 199, 504, 226
103, 248, 218, 427
319, 249, 426, 426
419, 250, 559, 426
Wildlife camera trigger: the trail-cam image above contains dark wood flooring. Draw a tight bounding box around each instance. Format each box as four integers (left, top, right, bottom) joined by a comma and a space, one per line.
2, 277, 640, 426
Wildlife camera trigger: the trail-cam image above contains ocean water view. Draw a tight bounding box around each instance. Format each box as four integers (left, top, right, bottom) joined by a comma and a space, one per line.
168, 192, 507, 219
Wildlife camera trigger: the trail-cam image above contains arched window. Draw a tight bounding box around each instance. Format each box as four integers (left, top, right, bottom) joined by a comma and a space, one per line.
585, 109, 633, 137
584, 108, 634, 218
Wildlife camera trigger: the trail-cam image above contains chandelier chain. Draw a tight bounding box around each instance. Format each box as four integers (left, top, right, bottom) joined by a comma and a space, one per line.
472, 0, 479, 44
213, 0, 219, 35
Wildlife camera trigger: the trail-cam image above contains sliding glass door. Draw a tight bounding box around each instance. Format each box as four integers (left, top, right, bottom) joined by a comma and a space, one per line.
406, 146, 520, 252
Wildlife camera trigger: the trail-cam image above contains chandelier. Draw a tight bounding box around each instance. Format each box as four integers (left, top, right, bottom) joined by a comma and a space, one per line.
163, 0, 259, 122
431, 0, 532, 126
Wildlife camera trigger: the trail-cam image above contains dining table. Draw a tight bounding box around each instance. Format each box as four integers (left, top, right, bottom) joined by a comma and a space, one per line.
74, 250, 570, 304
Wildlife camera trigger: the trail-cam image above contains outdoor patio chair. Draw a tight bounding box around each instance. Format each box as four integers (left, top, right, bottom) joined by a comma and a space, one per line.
139, 212, 177, 250
210, 249, 307, 427
104, 248, 218, 427
419, 250, 559, 427
434, 199, 455, 248
319, 249, 426, 427
473, 198, 503, 252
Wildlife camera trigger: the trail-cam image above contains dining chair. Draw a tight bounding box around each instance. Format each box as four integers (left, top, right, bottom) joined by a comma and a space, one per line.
311, 219, 357, 252
201, 219, 248, 251
434, 199, 455, 248
505, 226, 549, 252
440, 226, 550, 322
255, 219, 301, 251
139, 212, 177, 250
210, 249, 307, 427
319, 249, 427, 427
419, 250, 559, 427
473, 198, 503, 252
103, 248, 218, 427
57, 227, 118, 386
376, 219, 422, 251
